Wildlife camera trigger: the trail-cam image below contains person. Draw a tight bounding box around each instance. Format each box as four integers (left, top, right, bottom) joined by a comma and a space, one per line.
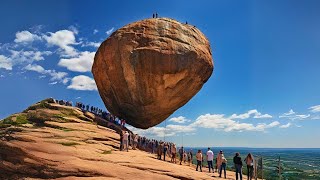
217, 150, 223, 173
187, 151, 191, 165
183, 151, 187, 163
122, 131, 129, 152
133, 134, 139, 150
233, 152, 243, 180
155, 13, 158, 18
244, 153, 254, 180
189, 149, 193, 165
119, 131, 123, 151
215, 157, 218, 173
171, 144, 177, 163
196, 150, 202, 172
157, 142, 163, 160
219, 152, 227, 178
179, 146, 184, 165
163, 143, 168, 161
152, 13, 155, 18
206, 148, 214, 173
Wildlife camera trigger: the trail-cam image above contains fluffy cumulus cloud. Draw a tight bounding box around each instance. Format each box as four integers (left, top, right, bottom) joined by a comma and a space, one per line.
279, 109, 310, 120
43, 30, 78, 57
10, 50, 52, 64
106, 27, 114, 35
24, 64, 68, 83
58, 51, 95, 72
128, 124, 195, 138
67, 75, 97, 91
190, 114, 280, 132
0, 55, 12, 70
229, 109, 272, 119
279, 123, 291, 128
309, 105, 320, 113
169, 116, 190, 123
14, 31, 41, 43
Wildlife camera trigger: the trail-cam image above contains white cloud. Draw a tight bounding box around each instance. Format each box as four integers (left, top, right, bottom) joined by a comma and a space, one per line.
58, 51, 95, 72
24, 64, 68, 83
10, 50, 52, 64
82, 42, 100, 48
0, 55, 12, 70
93, 29, 99, 34
127, 124, 195, 138
24, 64, 45, 73
49, 81, 57, 85
106, 27, 114, 35
309, 105, 320, 113
67, 75, 97, 91
0, 75, 4, 78
169, 116, 190, 123
14, 31, 41, 43
191, 114, 280, 132
279, 123, 291, 128
43, 30, 78, 57
229, 109, 272, 119
279, 109, 310, 120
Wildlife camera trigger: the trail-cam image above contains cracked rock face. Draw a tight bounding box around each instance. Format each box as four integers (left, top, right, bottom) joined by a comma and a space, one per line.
92, 18, 214, 129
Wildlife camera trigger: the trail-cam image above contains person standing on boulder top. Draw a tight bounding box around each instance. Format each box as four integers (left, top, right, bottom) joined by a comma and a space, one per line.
206, 147, 214, 173
171, 144, 177, 163
196, 150, 203, 172
155, 13, 158, 18
122, 131, 129, 152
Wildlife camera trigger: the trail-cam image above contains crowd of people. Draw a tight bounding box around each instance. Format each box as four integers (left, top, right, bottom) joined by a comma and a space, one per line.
52, 98, 255, 180
75, 101, 126, 127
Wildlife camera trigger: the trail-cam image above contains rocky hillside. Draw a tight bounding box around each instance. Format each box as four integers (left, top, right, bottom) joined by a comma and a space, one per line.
0, 99, 241, 180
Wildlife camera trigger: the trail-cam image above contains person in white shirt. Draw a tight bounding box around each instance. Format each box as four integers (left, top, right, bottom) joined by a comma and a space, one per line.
206, 147, 214, 173
122, 131, 129, 152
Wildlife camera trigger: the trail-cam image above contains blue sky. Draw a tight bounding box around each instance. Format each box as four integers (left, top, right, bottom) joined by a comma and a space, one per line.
1, 0, 320, 148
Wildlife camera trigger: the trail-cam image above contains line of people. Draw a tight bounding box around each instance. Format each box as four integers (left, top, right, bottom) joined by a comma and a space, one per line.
195, 148, 255, 180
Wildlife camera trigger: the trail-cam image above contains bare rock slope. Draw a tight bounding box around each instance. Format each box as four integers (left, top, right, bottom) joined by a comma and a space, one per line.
93, 18, 214, 129
0, 99, 241, 180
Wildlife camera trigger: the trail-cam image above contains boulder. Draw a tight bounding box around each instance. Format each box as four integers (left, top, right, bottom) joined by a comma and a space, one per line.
92, 18, 214, 129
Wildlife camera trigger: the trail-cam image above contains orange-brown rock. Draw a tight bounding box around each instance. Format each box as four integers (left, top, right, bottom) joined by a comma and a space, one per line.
92, 18, 214, 129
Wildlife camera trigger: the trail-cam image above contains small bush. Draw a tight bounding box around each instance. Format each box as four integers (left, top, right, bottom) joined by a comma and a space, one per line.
102, 150, 112, 154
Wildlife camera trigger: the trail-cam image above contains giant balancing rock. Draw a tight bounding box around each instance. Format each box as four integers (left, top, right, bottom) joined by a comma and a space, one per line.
92, 18, 214, 129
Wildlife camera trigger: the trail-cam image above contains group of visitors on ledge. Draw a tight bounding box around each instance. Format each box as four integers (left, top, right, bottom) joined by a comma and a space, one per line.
120, 132, 255, 180
51, 98, 255, 180
50, 98, 127, 128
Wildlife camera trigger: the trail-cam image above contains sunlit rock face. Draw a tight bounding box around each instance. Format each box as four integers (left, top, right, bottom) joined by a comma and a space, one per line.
92, 18, 214, 129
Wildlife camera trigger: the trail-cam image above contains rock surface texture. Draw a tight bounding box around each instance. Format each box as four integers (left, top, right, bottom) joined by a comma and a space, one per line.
0, 99, 245, 180
92, 18, 214, 129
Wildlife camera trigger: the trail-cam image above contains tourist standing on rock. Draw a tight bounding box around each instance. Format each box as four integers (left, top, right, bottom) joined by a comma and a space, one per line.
183, 151, 187, 163
206, 148, 214, 173
219, 152, 227, 179
187, 150, 191, 165
196, 150, 203, 172
217, 150, 223, 173
189, 149, 193, 165
163, 143, 168, 161
179, 146, 184, 165
171, 144, 177, 163
157, 142, 163, 160
244, 153, 254, 180
122, 131, 129, 152
133, 134, 139, 150
233, 152, 243, 180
